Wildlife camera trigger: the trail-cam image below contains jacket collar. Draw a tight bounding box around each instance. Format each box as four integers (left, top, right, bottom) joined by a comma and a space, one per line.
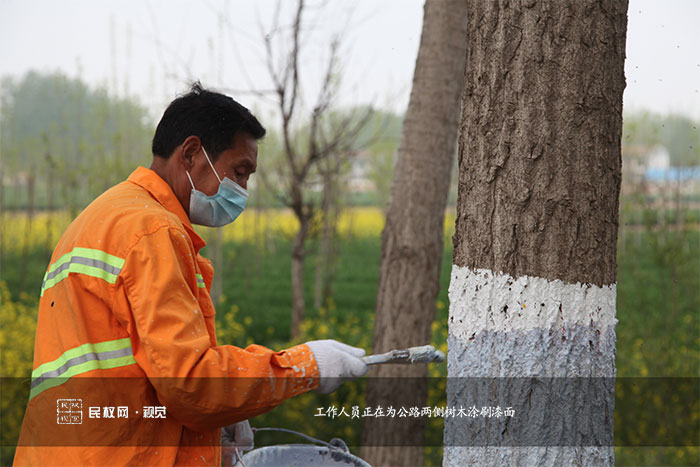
127, 166, 206, 253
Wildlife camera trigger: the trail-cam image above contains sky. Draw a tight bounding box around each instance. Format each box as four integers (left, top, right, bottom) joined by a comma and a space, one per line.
0, 0, 699, 123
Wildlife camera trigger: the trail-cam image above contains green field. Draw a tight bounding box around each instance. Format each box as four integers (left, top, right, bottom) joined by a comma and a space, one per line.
1, 209, 698, 466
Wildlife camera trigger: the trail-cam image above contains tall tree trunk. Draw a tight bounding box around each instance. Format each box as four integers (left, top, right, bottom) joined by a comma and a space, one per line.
360, 0, 468, 465
444, 1, 628, 466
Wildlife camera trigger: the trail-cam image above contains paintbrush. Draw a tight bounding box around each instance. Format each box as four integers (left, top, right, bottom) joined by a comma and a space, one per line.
362, 345, 446, 365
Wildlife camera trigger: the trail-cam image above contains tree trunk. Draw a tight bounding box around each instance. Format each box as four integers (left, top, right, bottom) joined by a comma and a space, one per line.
44, 137, 57, 254
291, 214, 310, 338
314, 158, 340, 311
444, 1, 628, 466
210, 228, 223, 306
360, 0, 468, 465
45, 164, 54, 254
19, 166, 36, 295
0, 163, 5, 275
314, 165, 331, 311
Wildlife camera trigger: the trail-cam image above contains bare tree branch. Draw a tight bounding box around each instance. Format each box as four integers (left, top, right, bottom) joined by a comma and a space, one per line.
283, 0, 303, 123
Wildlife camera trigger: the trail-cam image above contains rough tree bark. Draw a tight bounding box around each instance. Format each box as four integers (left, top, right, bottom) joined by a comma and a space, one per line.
444, 1, 628, 466
360, 0, 468, 465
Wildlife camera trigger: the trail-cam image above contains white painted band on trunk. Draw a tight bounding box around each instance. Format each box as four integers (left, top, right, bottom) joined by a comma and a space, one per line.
448, 266, 617, 340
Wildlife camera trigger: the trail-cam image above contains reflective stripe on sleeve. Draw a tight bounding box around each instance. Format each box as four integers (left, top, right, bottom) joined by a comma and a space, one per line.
29, 337, 136, 400
41, 247, 125, 296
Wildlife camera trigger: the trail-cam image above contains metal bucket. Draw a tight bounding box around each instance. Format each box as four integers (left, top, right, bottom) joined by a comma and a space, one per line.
234, 428, 371, 467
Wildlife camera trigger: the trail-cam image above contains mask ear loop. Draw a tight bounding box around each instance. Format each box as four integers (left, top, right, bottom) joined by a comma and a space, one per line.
201, 147, 223, 183
185, 170, 196, 190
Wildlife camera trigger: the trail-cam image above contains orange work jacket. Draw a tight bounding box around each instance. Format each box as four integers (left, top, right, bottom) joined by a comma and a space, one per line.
14, 167, 319, 466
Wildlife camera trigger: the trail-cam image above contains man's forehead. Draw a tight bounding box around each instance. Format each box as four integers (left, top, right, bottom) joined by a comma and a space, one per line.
219, 136, 257, 165
240, 135, 258, 155
238, 138, 258, 162
225, 134, 256, 153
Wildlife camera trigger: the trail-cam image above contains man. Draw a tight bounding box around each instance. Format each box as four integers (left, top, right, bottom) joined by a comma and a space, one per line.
14, 83, 368, 466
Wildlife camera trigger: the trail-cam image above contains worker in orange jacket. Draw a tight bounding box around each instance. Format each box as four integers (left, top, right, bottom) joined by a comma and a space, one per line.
14, 83, 368, 466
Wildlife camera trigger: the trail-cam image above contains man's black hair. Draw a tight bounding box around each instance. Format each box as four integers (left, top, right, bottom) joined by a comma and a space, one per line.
152, 82, 266, 160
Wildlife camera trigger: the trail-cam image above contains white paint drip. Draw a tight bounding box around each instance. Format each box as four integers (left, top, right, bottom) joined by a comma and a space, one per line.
448, 266, 616, 340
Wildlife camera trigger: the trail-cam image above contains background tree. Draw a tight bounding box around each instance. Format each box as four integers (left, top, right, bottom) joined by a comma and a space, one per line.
312, 109, 404, 310
312, 137, 344, 312
257, 0, 374, 338
360, 0, 468, 465
444, 1, 628, 465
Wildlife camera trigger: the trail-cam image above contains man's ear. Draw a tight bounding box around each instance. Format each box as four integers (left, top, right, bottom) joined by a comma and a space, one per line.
179, 136, 202, 170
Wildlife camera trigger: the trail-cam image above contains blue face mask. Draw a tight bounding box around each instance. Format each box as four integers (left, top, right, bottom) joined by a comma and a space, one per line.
186, 148, 248, 227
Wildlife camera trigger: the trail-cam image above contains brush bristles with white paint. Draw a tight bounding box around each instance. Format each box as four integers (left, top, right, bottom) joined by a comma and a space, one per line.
362, 345, 446, 365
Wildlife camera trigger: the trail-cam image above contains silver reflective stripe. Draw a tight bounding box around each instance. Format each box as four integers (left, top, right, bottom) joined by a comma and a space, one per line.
43, 256, 122, 285
31, 347, 134, 389
40, 247, 125, 296
29, 338, 136, 401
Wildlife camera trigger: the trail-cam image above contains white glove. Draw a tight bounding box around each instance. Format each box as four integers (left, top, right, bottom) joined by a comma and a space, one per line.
305, 339, 369, 394
221, 420, 254, 466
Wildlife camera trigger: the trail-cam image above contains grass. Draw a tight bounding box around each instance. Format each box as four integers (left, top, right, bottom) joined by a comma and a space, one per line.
0, 208, 698, 465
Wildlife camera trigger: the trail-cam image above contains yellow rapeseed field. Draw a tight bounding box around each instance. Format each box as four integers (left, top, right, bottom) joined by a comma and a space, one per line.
216, 206, 456, 243
0, 207, 456, 252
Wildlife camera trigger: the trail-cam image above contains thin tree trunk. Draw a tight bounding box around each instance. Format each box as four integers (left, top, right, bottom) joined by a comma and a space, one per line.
675, 168, 682, 226
360, 0, 468, 465
0, 163, 5, 275
313, 168, 331, 311
210, 228, 223, 306
19, 166, 36, 295
45, 171, 53, 253
322, 187, 339, 304
45, 141, 55, 254
312, 233, 325, 311
242, 199, 251, 292
444, 1, 628, 465
254, 205, 262, 277
291, 214, 310, 338
314, 160, 339, 311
